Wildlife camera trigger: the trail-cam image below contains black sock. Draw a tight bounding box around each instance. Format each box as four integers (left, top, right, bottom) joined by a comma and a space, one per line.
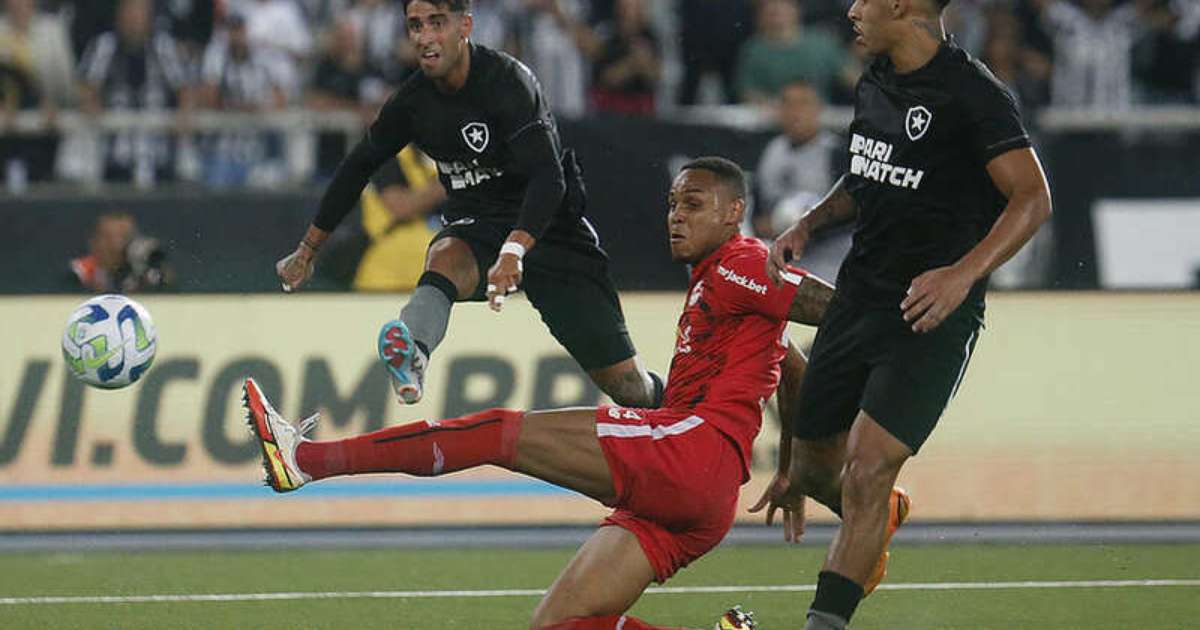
811, 570, 864, 623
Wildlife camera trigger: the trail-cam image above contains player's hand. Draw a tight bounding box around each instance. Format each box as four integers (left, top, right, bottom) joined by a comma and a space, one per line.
901, 264, 975, 333
748, 472, 808, 543
276, 247, 315, 293
486, 253, 523, 312
767, 222, 811, 286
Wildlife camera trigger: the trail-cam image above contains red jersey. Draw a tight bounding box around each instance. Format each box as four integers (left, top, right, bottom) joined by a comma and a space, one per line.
663, 234, 805, 479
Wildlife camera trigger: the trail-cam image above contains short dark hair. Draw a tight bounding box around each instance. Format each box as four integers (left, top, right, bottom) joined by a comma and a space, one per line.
403, 0, 471, 12
681, 156, 748, 200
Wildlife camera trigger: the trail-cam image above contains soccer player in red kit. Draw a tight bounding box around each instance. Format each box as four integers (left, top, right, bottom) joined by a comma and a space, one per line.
247, 157, 834, 630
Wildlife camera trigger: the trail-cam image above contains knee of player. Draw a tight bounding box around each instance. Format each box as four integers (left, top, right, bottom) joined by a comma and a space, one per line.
598, 374, 654, 408
529, 602, 592, 629
840, 453, 901, 495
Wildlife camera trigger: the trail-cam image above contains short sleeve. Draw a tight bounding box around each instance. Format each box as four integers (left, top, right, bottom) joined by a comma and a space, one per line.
960, 63, 1031, 163
711, 249, 804, 320
490, 59, 546, 143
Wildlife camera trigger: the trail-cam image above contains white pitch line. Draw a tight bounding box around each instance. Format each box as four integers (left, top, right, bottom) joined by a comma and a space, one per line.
1, 579, 1197, 606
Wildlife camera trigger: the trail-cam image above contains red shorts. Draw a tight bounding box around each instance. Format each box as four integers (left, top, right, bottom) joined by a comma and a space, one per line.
595, 406, 743, 583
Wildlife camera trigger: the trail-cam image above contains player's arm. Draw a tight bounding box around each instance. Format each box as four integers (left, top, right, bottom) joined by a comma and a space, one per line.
276, 94, 412, 292
484, 61, 568, 310
786, 272, 836, 326
766, 176, 858, 285
485, 123, 566, 310
749, 340, 810, 542
902, 152, 1052, 332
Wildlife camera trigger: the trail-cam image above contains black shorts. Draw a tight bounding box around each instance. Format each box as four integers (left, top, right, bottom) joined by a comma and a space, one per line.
792, 291, 981, 453
431, 214, 635, 371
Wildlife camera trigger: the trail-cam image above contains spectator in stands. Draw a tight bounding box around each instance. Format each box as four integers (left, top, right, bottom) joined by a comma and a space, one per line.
583, 0, 662, 115
59, 1, 118, 64
981, 8, 1052, 110
1131, 0, 1198, 103
467, 0, 516, 50
677, 0, 755, 105
1030, 0, 1145, 108
229, 0, 313, 101
346, 0, 408, 84
505, 0, 590, 117
78, 0, 191, 186
69, 211, 172, 293
0, 0, 75, 122
156, 0, 215, 66
307, 17, 385, 177
753, 81, 846, 280
307, 17, 385, 118
199, 14, 286, 113
734, 0, 858, 105
347, 147, 447, 291
196, 12, 287, 186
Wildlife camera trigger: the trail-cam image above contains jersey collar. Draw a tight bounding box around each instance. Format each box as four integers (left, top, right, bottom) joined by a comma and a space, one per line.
690, 234, 746, 283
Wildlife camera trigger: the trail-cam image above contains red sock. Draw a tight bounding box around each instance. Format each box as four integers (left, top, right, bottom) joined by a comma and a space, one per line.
541, 615, 683, 630
294, 408, 523, 480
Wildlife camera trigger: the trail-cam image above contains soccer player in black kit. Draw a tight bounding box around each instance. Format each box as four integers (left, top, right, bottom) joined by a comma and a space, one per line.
276, 0, 663, 409
755, 0, 1052, 627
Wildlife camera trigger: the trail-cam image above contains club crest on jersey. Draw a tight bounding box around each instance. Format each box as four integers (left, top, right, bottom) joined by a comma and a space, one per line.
905, 105, 932, 141
461, 122, 490, 153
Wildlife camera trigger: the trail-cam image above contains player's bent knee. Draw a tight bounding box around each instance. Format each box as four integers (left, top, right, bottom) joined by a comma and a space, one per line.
590, 362, 652, 408
841, 455, 900, 500
425, 238, 478, 294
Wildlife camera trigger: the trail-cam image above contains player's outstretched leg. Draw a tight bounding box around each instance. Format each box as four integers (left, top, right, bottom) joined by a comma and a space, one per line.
380, 237, 478, 404
245, 379, 622, 504
378, 319, 426, 405
244, 377, 315, 493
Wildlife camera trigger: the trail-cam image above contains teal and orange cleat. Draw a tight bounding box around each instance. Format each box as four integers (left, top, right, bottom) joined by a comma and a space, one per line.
863, 487, 912, 596
378, 319, 426, 405
714, 605, 757, 630
244, 377, 315, 493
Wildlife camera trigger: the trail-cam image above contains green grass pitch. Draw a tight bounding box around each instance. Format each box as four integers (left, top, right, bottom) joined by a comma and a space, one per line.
1, 543, 1197, 628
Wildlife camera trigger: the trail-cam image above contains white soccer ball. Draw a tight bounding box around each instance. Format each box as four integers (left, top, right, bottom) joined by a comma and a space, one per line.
62, 295, 157, 389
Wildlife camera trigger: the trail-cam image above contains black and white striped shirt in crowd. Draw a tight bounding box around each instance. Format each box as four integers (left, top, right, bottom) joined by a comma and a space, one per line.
79, 31, 188, 109
201, 35, 281, 108
1042, 0, 1141, 109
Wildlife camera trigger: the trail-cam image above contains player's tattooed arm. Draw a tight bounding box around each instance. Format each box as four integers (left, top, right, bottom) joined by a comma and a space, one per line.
787, 273, 835, 326
768, 177, 856, 285
798, 175, 858, 236
749, 340, 810, 542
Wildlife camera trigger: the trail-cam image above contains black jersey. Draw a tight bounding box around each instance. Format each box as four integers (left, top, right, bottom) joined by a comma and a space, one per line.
840, 40, 1030, 311
314, 43, 569, 238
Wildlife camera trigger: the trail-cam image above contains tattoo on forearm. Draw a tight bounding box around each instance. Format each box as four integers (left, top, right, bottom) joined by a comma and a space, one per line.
804, 177, 858, 234
787, 275, 835, 326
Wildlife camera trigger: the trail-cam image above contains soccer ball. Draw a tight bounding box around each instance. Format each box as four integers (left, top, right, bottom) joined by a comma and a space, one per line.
62, 294, 157, 389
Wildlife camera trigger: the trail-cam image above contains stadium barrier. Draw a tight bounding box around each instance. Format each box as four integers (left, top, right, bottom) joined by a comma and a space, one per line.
6, 107, 1200, 293
2, 292, 1197, 529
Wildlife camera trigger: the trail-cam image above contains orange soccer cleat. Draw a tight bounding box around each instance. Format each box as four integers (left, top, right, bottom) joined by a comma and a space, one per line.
863, 487, 911, 596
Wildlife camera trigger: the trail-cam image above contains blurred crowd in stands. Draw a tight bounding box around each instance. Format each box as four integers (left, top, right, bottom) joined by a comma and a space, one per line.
0, 0, 1196, 127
